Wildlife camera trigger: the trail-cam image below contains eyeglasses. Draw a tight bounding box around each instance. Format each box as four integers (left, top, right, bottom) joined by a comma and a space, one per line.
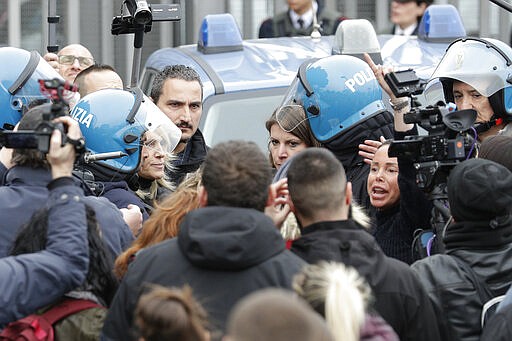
58, 55, 94, 67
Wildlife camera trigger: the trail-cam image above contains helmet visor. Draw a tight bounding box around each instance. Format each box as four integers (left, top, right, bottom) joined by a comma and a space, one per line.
425, 38, 512, 100
11, 56, 63, 111
275, 104, 310, 133
135, 96, 181, 154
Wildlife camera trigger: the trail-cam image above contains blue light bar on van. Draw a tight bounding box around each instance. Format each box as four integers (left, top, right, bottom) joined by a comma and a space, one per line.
332, 19, 382, 64
197, 13, 243, 54
418, 5, 466, 43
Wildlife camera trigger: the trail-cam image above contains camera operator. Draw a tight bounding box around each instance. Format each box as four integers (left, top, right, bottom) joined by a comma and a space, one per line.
411, 158, 512, 341
361, 53, 432, 265
0, 103, 134, 261
423, 38, 512, 142
0, 116, 90, 324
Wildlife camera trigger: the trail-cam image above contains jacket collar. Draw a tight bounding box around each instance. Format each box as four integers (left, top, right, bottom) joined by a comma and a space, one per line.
175, 129, 208, 167
5, 166, 52, 186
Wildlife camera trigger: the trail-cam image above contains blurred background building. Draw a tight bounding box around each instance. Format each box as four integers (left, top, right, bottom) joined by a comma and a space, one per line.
1, 0, 510, 84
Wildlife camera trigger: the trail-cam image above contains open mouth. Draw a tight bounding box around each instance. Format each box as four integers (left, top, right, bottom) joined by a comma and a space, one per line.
371, 187, 388, 199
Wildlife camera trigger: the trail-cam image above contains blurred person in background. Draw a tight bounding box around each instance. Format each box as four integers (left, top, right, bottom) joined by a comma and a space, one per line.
390, 0, 433, 36
44, 44, 94, 83
135, 284, 210, 341
259, 0, 346, 38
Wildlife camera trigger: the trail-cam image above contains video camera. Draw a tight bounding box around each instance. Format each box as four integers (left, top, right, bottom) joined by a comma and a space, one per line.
384, 69, 478, 192
0, 78, 77, 154
111, 0, 180, 35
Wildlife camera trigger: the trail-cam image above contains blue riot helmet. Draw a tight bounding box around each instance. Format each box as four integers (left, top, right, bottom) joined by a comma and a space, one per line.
279, 55, 385, 142
71, 88, 181, 176
424, 37, 512, 121
0, 47, 63, 129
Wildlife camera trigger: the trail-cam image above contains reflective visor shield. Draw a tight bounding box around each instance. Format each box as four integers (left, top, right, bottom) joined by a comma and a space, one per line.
425, 38, 512, 103
2, 54, 62, 127
135, 95, 182, 155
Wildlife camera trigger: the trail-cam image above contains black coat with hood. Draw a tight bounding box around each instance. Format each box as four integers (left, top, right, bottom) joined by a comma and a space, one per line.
291, 219, 441, 341
101, 206, 305, 340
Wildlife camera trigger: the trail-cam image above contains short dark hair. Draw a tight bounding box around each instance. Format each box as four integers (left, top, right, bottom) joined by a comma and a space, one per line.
11, 103, 52, 169
74, 63, 119, 97
287, 148, 346, 220
150, 65, 203, 103
201, 141, 272, 211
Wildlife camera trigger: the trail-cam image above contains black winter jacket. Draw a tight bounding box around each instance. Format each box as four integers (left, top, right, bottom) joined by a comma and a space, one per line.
371, 155, 432, 264
480, 302, 512, 341
324, 110, 394, 209
102, 206, 305, 340
167, 129, 208, 186
412, 220, 512, 341
291, 219, 441, 341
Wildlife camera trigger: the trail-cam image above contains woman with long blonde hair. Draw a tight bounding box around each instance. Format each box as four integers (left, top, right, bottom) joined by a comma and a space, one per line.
115, 170, 202, 279
293, 261, 398, 341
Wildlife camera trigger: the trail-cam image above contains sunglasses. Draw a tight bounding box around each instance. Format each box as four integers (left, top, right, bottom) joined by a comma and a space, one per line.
58, 55, 94, 67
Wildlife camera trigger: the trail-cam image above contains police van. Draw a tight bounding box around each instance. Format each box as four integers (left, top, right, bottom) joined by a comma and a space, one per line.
140, 5, 466, 151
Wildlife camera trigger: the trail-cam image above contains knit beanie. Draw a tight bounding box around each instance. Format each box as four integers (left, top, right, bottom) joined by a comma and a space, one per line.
448, 158, 512, 224
479, 135, 512, 172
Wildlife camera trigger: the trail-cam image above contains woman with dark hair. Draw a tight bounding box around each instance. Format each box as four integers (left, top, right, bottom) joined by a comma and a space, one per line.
265, 105, 321, 170
11, 205, 119, 340
366, 140, 431, 264
265, 105, 322, 242
265, 105, 371, 243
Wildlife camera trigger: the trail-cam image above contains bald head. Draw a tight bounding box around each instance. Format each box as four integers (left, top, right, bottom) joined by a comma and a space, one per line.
74, 64, 124, 98
57, 44, 94, 82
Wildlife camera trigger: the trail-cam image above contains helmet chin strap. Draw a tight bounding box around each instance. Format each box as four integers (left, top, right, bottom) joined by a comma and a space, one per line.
474, 116, 503, 134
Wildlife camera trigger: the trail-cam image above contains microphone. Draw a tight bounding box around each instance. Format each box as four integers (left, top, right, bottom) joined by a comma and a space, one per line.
83, 151, 128, 163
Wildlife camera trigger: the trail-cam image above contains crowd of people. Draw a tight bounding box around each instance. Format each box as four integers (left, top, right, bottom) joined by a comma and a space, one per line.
0, 1, 512, 340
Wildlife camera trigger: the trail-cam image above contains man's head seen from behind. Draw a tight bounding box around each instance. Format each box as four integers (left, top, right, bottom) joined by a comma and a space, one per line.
199, 141, 272, 212
287, 148, 351, 224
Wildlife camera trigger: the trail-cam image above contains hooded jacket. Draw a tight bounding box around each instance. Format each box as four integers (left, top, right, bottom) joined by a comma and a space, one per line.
291, 219, 441, 341
101, 206, 305, 340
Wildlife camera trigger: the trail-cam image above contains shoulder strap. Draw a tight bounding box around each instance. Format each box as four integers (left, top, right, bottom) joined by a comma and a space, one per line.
42, 299, 103, 325
451, 255, 493, 302
451, 255, 503, 327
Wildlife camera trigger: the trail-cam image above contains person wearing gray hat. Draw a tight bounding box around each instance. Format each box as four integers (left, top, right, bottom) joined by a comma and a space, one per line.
412, 158, 512, 341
